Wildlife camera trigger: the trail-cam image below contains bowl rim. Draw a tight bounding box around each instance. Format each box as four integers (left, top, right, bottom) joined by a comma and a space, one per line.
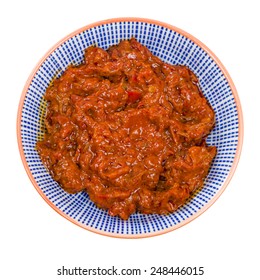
17, 17, 243, 238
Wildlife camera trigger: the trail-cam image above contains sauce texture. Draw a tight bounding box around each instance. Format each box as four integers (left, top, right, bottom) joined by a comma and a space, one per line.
36, 38, 216, 219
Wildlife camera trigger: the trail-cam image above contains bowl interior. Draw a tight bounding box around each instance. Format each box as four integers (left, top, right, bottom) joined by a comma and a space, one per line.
19, 19, 240, 237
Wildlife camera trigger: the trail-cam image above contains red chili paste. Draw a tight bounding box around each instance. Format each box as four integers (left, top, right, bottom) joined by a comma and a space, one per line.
37, 38, 216, 219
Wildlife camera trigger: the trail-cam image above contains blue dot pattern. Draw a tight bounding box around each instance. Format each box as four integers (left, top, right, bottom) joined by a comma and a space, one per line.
20, 21, 240, 236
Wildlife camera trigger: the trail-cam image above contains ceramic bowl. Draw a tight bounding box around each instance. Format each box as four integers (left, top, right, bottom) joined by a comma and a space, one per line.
17, 18, 243, 238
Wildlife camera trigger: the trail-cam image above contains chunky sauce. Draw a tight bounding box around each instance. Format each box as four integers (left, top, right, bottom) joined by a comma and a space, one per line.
36, 38, 216, 219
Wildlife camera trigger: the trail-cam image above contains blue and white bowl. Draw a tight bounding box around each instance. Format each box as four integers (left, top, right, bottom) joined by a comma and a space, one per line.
17, 18, 243, 238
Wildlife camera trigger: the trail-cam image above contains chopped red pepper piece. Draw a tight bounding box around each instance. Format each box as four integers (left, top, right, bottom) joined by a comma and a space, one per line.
126, 91, 141, 103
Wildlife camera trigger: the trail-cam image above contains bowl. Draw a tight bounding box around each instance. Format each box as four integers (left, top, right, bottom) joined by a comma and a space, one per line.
17, 18, 243, 238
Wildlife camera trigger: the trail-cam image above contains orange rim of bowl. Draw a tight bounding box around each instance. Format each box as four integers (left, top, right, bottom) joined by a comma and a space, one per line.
17, 17, 243, 239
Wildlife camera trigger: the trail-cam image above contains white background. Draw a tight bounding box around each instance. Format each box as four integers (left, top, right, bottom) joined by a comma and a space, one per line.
1, 0, 259, 279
